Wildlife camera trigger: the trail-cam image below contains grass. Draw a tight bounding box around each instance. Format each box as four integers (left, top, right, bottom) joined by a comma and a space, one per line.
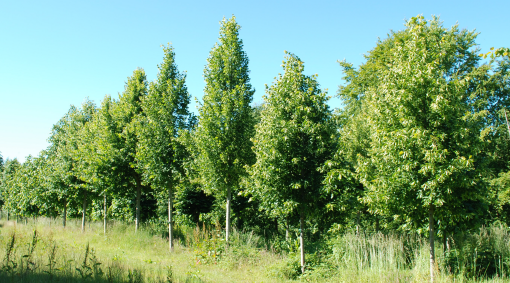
0, 218, 285, 282
0, 218, 509, 282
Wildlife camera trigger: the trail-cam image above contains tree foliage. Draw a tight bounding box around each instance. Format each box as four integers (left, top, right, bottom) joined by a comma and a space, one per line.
248, 52, 335, 272
353, 16, 495, 281
194, 16, 255, 242
136, 44, 191, 249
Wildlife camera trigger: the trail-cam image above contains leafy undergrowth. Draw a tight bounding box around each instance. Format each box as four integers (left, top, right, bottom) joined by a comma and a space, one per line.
0, 219, 509, 282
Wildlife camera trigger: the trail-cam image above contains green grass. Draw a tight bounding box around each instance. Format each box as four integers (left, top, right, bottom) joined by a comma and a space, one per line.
0, 219, 286, 282
0, 218, 509, 282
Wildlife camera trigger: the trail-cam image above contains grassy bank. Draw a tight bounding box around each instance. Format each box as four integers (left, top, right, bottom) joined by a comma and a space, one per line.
0, 218, 509, 282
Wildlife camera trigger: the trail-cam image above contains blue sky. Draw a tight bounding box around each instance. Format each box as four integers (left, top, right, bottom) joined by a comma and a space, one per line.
1, 0, 509, 162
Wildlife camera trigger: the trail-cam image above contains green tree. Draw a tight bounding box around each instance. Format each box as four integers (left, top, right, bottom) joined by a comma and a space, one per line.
1, 158, 21, 220
481, 56, 510, 224
108, 68, 148, 232
324, 33, 421, 233
3, 154, 52, 219
136, 44, 191, 250
248, 52, 335, 273
356, 16, 489, 282
0, 152, 4, 173
194, 16, 255, 242
47, 100, 97, 231
72, 98, 116, 233
0, 152, 4, 209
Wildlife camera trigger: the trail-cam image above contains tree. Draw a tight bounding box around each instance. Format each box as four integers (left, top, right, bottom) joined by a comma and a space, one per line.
1, 158, 21, 220
0, 152, 4, 210
175, 184, 215, 225
356, 16, 489, 282
3, 154, 52, 220
480, 56, 510, 225
0, 152, 4, 173
194, 16, 255, 243
107, 68, 148, 232
47, 100, 97, 231
248, 52, 335, 273
72, 98, 116, 233
136, 44, 191, 250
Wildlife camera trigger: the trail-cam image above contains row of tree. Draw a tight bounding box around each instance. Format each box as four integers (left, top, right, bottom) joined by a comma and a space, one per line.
1, 16, 509, 281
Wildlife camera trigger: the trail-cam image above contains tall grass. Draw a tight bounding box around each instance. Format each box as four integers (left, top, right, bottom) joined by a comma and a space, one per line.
0, 219, 283, 282
0, 218, 509, 282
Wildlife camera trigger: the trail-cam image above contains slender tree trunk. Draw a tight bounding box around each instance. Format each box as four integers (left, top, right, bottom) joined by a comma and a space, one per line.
429, 205, 436, 283
226, 186, 232, 243
285, 216, 289, 241
135, 176, 142, 232
356, 210, 361, 236
168, 182, 174, 251
375, 216, 380, 232
300, 212, 305, 274
82, 192, 87, 233
104, 193, 107, 235
443, 231, 452, 273
6, 210, 9, 221
63, 198, 67, 228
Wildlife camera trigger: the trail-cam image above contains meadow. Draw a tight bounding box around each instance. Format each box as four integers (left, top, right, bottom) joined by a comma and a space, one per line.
0, 218, 509, 282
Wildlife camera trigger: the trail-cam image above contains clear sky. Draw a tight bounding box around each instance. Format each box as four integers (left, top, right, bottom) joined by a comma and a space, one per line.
1, 0, 509, 163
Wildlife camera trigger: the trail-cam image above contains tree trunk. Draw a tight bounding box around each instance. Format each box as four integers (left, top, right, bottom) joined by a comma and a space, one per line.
6, 210, 9, 221
375, 216, 380, 232
82, 192, 87, 233
135, 176, 142, 232
63, 198, 67, 228
226, 186, 232, 243
300, 212, 305, 274
103, 193, 107, 235
429, 205, 436, 283
356, 210, 361, 236
285, 216, 290, 241
168, 183, 174, 251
